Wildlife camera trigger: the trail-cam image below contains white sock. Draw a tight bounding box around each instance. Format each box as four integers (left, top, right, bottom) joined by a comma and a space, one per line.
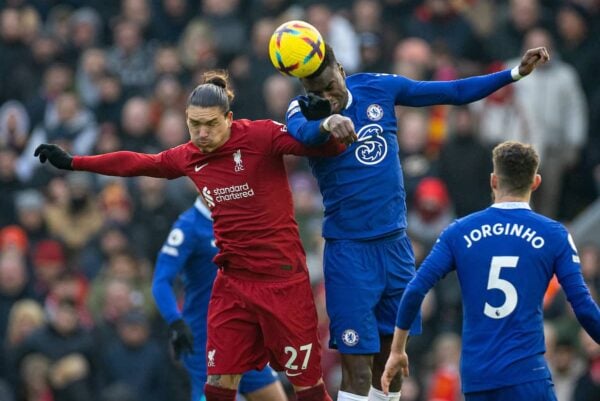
368, 386, 400, 401
337, 390, 368, 401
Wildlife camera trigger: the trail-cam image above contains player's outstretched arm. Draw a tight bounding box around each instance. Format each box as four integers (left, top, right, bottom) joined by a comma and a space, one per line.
381, 328, 410, 394
34, 143, 182, 178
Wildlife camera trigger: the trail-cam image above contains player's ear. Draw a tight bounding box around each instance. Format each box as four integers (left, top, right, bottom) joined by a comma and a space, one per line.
338, 62, 346, 78
490, 173, 498, 190
225, 111, 233, 127
531, 174, 542, 192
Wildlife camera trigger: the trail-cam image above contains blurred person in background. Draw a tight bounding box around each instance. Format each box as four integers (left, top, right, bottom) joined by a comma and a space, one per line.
407, 177, 453, 251
99, 309, 168, 401
0, 249, 37, 353
130, 176, 180, 262
2, 300, 46, 389
0, 100, 30, 155
30, 239, 68, 299
573, 329, 600, 401
44, 173, 103, 253
263, 74, 296, 122
14, 189, 50, 249
508, 28, 587, 219
106, 18, 155, 96
438, 105, 492, 218
15, 298, 98, 401
152, 197, 287, 401
306, 2, 360, 74
426, 333, 461, 401
119, 96, 158, 152
0, 148, 24, 226
76, 48, 108, 109
549, 336, 585, 401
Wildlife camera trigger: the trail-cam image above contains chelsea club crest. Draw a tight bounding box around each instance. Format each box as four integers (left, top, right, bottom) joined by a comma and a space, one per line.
366, 104, 383, 121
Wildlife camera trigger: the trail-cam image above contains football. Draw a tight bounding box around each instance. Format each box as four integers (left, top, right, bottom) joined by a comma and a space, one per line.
269, 20, 326, 78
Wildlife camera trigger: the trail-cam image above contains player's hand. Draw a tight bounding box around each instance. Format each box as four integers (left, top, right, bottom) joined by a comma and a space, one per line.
518, 47, 550, 77
381, 350, 409, 395
299, 93, 332, 120
34, 144, 74, 170
169, 319, 194, 359
325, 115, 357, 146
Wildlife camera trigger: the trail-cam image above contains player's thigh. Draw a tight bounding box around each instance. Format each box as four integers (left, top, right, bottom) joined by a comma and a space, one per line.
375, 234, 420, 336
323, 239, 385, 354
465, 379, 558, 401
206, 273, 269, 374
239, 366, 280, 395
256, 276, 324, 387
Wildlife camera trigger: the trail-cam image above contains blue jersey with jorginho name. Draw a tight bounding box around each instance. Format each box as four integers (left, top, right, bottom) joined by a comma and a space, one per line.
152, 198, 218, 378
396, 203, 600, 393
286, 70, 515, 240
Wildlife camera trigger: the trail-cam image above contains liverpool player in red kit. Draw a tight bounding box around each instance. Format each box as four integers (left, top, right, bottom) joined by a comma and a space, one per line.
34, 71, 344, 401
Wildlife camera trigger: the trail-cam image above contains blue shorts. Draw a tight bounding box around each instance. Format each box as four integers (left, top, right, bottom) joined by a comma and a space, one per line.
186, 359, 278, 401
465, 379, 558, 401
324, 232, 422, 354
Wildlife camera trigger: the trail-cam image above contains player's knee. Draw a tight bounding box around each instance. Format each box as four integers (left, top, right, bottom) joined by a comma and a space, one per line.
341, 360, 372, 394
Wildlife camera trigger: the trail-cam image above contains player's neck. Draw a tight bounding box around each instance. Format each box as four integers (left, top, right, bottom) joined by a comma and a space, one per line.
493, 193, 531, 204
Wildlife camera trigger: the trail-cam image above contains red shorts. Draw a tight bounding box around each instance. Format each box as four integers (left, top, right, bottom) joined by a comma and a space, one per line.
206, 270, 323, 387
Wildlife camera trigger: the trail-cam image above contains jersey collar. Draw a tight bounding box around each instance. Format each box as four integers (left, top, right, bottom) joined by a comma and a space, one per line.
194, 197, 213, 220
491, 202, 531, 210
345, 89, 353, 109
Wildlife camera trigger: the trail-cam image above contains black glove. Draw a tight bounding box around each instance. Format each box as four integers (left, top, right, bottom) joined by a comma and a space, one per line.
298, 93, 332, 120
169, 319, 194, 359
34, 144, 73, 170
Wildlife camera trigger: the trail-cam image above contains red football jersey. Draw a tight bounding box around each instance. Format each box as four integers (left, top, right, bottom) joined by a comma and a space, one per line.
73, 119, 344, 279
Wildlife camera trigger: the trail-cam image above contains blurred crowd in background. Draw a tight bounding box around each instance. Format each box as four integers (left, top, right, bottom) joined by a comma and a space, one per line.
0, 0, 599, 400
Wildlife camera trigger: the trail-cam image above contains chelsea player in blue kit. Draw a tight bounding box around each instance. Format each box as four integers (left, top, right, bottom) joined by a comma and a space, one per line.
381, 141, 600, 400
285, 42, 550, 401
151, 197, 287, 401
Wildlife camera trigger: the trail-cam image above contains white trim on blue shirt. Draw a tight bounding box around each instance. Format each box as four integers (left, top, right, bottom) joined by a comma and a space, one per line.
194, 197, 213, 220
491, 202, 531, 210
345, 89, 353, 109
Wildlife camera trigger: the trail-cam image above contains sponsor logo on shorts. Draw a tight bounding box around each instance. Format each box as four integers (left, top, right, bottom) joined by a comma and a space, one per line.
341, 329, 359, 347
207, 349, 216, 367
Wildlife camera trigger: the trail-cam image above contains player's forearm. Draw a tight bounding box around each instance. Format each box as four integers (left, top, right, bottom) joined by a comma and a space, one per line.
72, 151, 174, 178
287, 118, 329, 146
390, 327, 410, 353
395, 284, 425, 330
151, 275, 182, 324
561, 272, 600, 343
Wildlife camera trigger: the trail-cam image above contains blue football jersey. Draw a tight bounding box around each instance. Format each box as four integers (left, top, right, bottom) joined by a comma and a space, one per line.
286, 70, 514, 240
396, 202, 600, 393
152, 198, 218, 334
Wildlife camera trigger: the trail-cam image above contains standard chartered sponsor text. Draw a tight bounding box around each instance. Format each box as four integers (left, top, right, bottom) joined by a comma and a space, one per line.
213, 182, 255, 202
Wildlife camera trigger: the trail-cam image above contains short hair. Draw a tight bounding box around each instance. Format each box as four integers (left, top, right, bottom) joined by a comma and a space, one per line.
305, 43, 338, 79
187, 70, 235, 113
492, 141, 539, 195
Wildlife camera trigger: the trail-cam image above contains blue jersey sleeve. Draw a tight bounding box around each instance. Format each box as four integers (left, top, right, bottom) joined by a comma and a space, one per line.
378, 70, 514, 107
396, 224, 457, 329
554, 230, 600, 343
152, 219, 198, 324
285, 97, 330, 145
